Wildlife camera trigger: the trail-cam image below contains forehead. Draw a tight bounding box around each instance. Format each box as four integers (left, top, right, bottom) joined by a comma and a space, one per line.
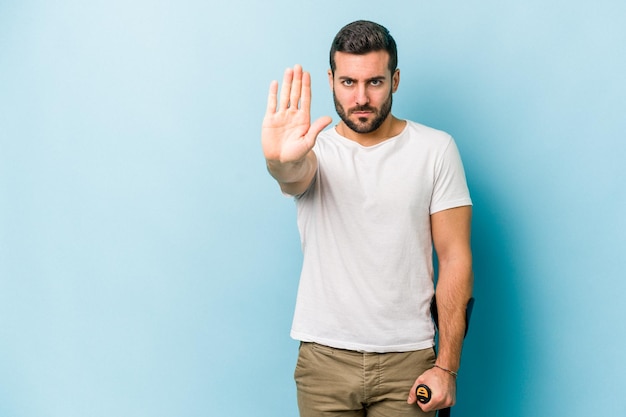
333, 50, 391, 78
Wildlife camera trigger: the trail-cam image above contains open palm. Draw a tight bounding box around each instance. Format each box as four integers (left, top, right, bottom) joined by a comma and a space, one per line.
262, 65, 331, 164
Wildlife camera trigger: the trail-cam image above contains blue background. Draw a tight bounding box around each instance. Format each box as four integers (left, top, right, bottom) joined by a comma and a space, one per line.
1, 1, 625, 416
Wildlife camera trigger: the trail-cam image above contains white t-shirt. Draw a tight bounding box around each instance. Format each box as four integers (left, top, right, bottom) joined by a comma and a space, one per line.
290, 120, 472, 353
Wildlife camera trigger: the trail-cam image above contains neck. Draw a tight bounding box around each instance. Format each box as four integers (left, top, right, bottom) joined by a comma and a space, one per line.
336, 115, 406, 147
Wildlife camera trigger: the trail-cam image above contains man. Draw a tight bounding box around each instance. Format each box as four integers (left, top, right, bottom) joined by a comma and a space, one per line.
262, 20, 473, 417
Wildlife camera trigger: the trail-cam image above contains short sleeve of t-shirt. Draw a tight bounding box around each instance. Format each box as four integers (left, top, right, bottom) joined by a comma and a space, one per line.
430, 137, 472, 214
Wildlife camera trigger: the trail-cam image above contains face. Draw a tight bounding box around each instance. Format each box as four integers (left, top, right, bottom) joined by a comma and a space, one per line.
329, 50, 399, 135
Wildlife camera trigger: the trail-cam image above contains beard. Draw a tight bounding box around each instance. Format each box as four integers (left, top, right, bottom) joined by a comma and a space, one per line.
333, 90, 393, 134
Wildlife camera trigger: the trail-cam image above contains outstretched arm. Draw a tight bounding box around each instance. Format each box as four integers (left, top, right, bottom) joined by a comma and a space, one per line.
262, 65, 332, 196
408, 205, 473, 412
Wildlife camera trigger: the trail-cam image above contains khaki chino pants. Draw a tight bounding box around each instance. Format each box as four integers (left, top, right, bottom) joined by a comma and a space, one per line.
295, 342, 436, 417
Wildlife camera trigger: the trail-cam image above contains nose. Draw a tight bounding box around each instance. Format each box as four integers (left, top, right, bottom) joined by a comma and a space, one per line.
355, 85, 369, 106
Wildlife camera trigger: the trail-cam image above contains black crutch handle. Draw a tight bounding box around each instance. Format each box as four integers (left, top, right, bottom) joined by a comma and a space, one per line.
415, 384, 432, 404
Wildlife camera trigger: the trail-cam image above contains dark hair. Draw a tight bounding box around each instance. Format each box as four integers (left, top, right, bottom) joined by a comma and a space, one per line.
329, 20, 398, 74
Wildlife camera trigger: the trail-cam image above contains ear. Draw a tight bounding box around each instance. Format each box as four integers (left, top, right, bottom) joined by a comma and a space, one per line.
392, 68, 400, 93
328, 69, 334, 91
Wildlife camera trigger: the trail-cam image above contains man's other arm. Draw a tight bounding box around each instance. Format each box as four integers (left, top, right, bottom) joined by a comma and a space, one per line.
408, 205, 473, 412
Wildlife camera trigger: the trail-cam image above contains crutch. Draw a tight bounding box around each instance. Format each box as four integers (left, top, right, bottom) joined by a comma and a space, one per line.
416, 296, 475, 417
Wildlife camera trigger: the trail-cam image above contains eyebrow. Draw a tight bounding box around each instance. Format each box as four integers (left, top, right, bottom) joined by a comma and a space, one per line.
338, 75, 386, 82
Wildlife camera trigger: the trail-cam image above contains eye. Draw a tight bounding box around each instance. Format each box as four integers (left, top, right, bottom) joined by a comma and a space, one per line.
342, 79, 354, 86
370, 79, 383, 86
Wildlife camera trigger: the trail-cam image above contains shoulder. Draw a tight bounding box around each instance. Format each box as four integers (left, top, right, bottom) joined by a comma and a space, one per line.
400, 121, 455, 155
404, 120, 452, 142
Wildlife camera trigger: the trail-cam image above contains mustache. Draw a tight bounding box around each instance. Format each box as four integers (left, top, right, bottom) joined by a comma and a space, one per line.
349, 105, 377, 113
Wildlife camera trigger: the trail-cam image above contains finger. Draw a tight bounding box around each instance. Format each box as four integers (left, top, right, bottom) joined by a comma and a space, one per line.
289, 64, 303, 110
298, 116, 330, 154
407, 383, 418, 404
279, 67, 294, 110
410, 385, 433, 412
265, 80, 278, 115
307, 116, 332, 140
300, 70, 312, 114
418, 402, 432, 413
407, 376, 425, 404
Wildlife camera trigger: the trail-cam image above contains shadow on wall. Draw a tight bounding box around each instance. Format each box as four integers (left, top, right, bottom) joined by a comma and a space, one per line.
402, 79, 531, 417
458, 180, 529, 417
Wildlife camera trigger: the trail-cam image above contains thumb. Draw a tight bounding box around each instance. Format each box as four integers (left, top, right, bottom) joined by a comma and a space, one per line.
407, 372, 429, 405
306, 116, 333, 141
407, 381, 420, 404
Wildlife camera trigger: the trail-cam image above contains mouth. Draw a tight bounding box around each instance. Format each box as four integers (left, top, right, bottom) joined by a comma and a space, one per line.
350, 108, 375, 117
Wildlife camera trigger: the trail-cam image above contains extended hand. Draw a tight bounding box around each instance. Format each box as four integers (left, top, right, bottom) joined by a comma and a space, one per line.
262, 65, 332, 164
